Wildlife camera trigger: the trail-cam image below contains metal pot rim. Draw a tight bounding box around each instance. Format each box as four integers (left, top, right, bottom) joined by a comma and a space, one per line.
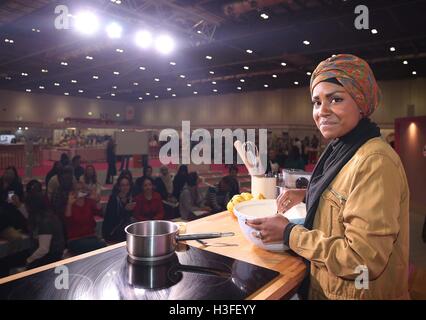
125, 220, 178, 238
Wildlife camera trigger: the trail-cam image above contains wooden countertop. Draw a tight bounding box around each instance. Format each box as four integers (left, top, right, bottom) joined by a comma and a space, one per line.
0, 211, 306, 300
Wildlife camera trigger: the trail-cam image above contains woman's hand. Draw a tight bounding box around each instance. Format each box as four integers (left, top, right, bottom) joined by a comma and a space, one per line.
277, 189, 306, 213
245, 215, 290, 243
67, 192, 77, 206
125, 202, 136, 211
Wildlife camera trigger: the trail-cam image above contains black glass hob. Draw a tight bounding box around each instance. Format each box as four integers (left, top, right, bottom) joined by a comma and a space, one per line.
0, 245, 279, 300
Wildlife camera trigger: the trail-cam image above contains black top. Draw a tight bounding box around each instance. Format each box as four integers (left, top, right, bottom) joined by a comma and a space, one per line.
102, 194, 134, 242
33, 214, 65, 254
73, 166, 85, 181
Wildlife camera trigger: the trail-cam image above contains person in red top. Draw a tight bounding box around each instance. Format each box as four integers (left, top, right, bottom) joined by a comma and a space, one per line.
65, 182, 106, 255
133, 177, 165, 221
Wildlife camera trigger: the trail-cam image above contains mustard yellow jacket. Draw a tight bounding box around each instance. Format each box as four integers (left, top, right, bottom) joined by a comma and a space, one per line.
289, 137, 410, 300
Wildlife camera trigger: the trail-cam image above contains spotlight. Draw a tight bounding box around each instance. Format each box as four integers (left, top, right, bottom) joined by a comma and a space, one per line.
135, 30, 152, 48
155, 34, 175, 54
106, 22, 122, 39
74, 11, 99, 35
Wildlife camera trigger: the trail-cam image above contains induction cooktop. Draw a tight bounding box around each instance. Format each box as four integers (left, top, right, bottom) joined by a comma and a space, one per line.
0, 245, 280, 300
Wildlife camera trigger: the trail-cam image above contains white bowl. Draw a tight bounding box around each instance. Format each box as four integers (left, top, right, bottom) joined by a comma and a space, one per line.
233, 199, 306, 251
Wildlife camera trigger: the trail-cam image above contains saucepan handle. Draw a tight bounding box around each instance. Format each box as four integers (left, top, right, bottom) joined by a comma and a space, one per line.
176, 232, 234, 241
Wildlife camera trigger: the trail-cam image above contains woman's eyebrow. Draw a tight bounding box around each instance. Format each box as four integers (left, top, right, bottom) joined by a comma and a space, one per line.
312, 90, 346, 100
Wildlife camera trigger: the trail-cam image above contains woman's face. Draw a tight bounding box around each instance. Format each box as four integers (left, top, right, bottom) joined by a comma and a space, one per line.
146, 168, 152, 177
86, 166, 95, 177
143, 179, 153, 193
119, 178, 130, 194
312, 82, 362, 140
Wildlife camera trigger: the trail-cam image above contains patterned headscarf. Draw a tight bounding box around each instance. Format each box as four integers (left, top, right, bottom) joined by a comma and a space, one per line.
310, 54, 381, 117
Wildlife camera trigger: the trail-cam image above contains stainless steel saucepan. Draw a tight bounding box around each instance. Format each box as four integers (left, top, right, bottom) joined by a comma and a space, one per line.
125, 220, 234, 261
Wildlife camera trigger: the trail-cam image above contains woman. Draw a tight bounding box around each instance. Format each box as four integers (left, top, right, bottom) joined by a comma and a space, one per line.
25, 193, 65, 269
105, 138, 117, 184
135, 165, 153, 194
64, 182, 106, 255
172, 165, 188, 200
133, 177, 164, 221
102, 176, 135, 242
0, 166, 24, 204
179, 172, 210, 221
247, 54, 409, 300
154, 166, 174, 200
81, 165, 101, 196
205, 175, 239, 214
45, 161, 62, 189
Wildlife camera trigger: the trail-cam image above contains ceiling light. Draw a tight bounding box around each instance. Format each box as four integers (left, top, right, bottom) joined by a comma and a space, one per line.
294, 81, 299, 85
180, 74, 186, 79
85, 56, 94, 60
154, 95, 159, 99
106, 22, 123, 39
4, 39, 14, 43
193, 91, 198, 95
112, 85, 117, 89
206, 55, 212, 60
246, 49, 253, 54
121, 129, 125, 132
306, 72, 312, 76
172, 93, 176, 97
139, 66, 146, 70
116, 113, 120, 117
155, 34, 175, 54
21, 72, 28, 76
138, 97, 143, 100
92, 75, 99, 79
272, 74, 277, 78
403, 60, 408, 65
213, 89, 218, 93
24, 127, 28, 131
197, 30, 202, 34
371, 29, 378, 34
135, 30, 152, 48
237, 87, 242, 90
167, 88, 172, 91
113, 71, 120, 75
264, 84, 269, 88
133, 82, 139, 86
88, 112, 93, 116
209, 71, 215, 75
74, 11, 99, 35
240, 79, 245, 83
96, 96, 101, 99
154, 78, 160, 82
212, 81, 216, 85
170, 61, 176, 66
390, 47, 396, 52
146, 92, 150, 96
115, 48, 124, 53
187, 83, 192, 87
303, 40, 310, 45
5, 76, 11, 80
412, 71, 417, 75
243, 66, 249, 70
25, 89, 31, 92
54, 82, 60, 86
41, 69, 48, 73
281, 62, 287, 67
39, 86, 45, 89
78, 90, 84, 93
71, 80, 77, 83
61, 62, 68, 66
260, 13, 269, 20
111, 93, 116, 96
64, 92, 69, 95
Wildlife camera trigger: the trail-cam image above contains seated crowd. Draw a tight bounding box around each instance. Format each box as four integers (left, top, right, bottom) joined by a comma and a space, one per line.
0, 154, 241, 276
